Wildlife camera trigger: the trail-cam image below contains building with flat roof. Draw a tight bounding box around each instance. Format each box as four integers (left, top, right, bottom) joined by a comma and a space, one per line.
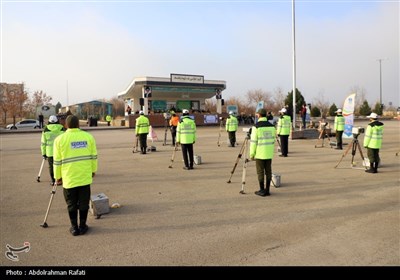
117, 74, 226, 115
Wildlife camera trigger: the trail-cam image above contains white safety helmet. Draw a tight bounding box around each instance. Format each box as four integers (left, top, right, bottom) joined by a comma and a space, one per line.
367, 112, 378, 119
279, 108, 287, 113
139, 111, 144, 115
182, 109, 189, 114
229, 111, 234, 115
336, 109, 342, 113
48, 115, 58, 123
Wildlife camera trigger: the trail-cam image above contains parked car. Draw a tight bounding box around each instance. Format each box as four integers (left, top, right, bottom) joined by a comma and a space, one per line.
6, 119, 40, 130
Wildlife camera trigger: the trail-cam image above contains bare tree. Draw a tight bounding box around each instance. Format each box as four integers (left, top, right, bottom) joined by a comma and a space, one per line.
245, 89, 272, 106
271, 87, 286, 113
25, 90, 53, 117
205, 98, 216, 113
312, 91, 330, 117
108, 96, 125, 117
0, 83, 28, 125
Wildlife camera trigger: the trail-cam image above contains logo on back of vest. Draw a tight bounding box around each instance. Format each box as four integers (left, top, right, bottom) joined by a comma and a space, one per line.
71, 141, 88, 149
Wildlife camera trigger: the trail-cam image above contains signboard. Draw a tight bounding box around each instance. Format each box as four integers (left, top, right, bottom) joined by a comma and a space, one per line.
203, 114, 218, 124
255, 101, 264, 123
226, 105, 238, 115
36, 105, 56, 119
171, 74, 204, 84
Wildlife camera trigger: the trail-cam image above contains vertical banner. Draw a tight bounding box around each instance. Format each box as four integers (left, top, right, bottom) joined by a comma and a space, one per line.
255, 101, 264, 123
343, 93, 356, 138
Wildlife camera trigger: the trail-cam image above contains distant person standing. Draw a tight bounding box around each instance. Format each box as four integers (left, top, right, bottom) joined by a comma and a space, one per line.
41, 115, 65, 186
300, 103, 307, 129
169, 111, 179, 146
334, 109, 345, 150
105, 114, 112, 126
225, 111, 238, 147
277, 108, 291, 157
126, 105, 132, 115
53, 115, 98, 236
176, 109, 196, 170
38, 112, 44, 129
250, 109, 276, 197
363, 112, 384, 174
135, 111, 150, 154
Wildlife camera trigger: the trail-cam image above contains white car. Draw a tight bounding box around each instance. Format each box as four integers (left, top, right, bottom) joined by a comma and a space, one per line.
6, 119, 40, 130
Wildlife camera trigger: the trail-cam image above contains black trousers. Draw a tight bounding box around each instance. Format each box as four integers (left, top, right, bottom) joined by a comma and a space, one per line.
181, 144, 194, 168
228, 131, 236, 146
336, 131, 343, 148
139, 133, 148, 149
255, 159, 272, 183
63, 185, 91, 213
47, 157, 55, 183
170, 126, 177, 145
367, 148, 380, 164
280, 135, 289, 156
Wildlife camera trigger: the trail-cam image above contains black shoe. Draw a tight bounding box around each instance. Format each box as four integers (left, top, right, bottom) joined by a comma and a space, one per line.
334, 147, 342, 150
189, 166, 194, 170
279, 155, 287, 157
365, 169, 376, 174
255, 190, 267, 197
79, 224, 89, 235
70, 226, 80, 236
183, 167, 190, 170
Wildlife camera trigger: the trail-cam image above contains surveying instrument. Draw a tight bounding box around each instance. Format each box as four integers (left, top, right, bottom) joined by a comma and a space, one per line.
315, 121, 331, 148
334, 127, 368, 169
162, 112, 171, 146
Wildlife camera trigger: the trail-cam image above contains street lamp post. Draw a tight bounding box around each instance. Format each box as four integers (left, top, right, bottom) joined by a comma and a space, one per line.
377, 58, 387, 109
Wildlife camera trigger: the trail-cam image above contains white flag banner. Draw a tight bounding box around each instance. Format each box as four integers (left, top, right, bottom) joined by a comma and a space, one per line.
343, 93, 356, 138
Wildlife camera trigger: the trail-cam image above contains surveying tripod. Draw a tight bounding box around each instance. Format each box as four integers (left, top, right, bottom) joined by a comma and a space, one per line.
334, 133, 367, 169
227, 135, 250, 184
315, 127, 331, 148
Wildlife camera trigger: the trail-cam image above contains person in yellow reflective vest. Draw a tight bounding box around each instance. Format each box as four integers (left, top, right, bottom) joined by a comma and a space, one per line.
135, 111, 150, 154
250, 108, 276, 196
105, 114, 112, 126
334, 108, 345, 150
363, 112, 384, 174
176, 109, 196, 170
277, 108, 291, 157
41, 115, 65, 186
226, 111, 238, 147
53, 115, 98, 236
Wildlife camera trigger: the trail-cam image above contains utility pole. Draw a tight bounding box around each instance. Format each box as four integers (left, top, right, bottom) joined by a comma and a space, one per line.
292, 0, 297, 129
377, 58, 387, 110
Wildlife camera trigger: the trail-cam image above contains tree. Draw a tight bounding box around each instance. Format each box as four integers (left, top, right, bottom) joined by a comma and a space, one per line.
245, 89, 272, 109
25, 90, 53, 117
373, 102, 383, 115
312, 91, 330, 117
108, 96, 125, 117
285, 88, 305, 117
329, 103, 338, 116
271, 87, 286, 113
310, 106, 321, 117
359, 100, 372, 116
0, 83, 28, 125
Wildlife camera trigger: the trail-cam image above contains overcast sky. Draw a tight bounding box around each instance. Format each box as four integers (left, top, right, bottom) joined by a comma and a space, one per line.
1, 0, 399, 108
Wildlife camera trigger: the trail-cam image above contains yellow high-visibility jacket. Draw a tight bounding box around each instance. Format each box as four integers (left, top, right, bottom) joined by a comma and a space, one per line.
226, 115, 238, 132
53, 128, 98, 189
177, 116, 196, 144
250, 117, 276, 159
363, 121, 384, 149
41, 124, 65, 157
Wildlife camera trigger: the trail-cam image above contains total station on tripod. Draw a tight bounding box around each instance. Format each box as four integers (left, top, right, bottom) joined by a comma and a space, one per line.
352, 126, 365, 138
163, 112, 171, 120
242, 127, 252, 139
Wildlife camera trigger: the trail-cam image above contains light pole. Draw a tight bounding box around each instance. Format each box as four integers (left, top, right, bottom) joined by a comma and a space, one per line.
292, 0, 297, 129
377, 58, 387, 109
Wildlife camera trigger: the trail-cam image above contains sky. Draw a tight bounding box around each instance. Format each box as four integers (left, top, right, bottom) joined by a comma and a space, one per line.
1, 0, 399, 108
